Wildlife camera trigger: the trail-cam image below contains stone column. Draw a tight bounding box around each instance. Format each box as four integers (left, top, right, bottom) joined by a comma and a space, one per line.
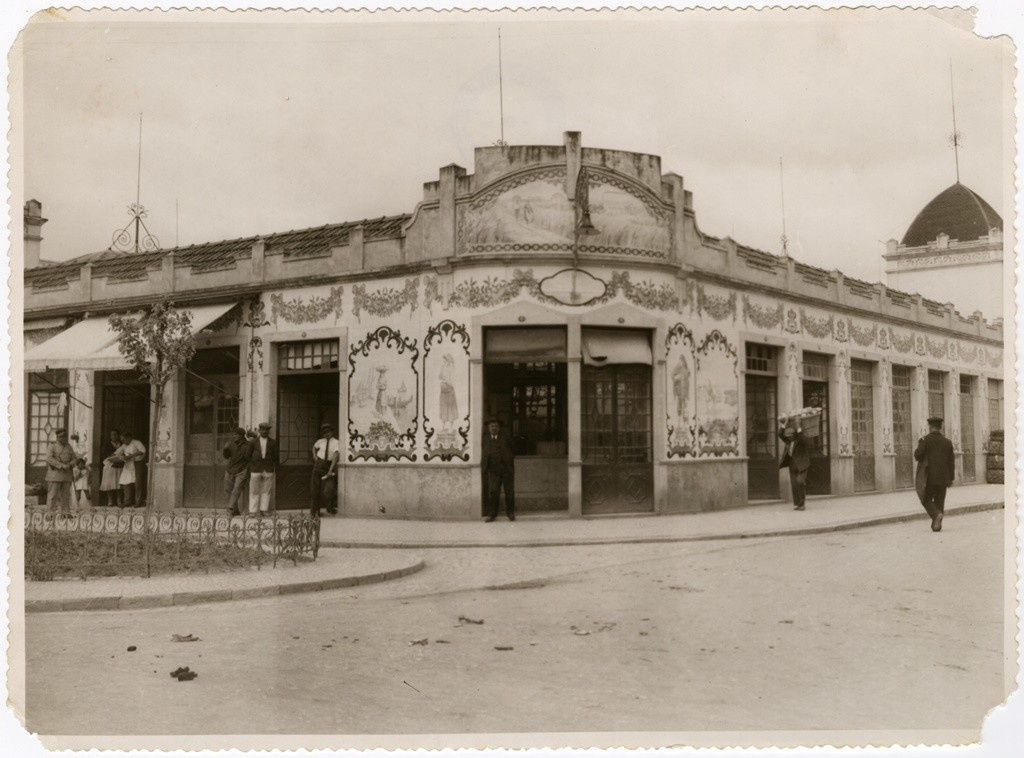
151, 374, 183, 512
566, 324, 583, 517
876, 357, 896, 491
777, 342, 802, 502
832, 349, 854, 496
947, 368, 962, 480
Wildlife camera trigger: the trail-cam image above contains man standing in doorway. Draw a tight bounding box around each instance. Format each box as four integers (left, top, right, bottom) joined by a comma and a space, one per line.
222, 427, 251, 516
482, 418, 515, 522
914, 416, 955, 532
248, 422, 278, 515
45, 428, 75, 516
778, 422, 811, 511
310, 423, 340, 517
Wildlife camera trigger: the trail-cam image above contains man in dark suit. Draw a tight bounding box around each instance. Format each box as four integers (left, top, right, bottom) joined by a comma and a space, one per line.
778, 423, 811, 510
248, 421, 279, 515
482, 418, 515, 522
914, 416, 955, 532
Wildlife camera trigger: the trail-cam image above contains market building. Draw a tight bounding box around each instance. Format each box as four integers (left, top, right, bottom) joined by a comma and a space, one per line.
22, 132, 1006, 518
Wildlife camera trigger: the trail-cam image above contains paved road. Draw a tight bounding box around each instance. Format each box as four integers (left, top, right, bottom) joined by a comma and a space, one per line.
25, 511, 1006, 737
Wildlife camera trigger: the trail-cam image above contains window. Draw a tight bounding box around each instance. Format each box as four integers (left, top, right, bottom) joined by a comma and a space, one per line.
278, 340, 339, 373
988, 379, 1003, 431
28, 391, 68, 465
927, 370, 945, 419
892, 365, 912, 389
745, 344, 777, 374
511, 363, 567, 456
802, 352, 830, 381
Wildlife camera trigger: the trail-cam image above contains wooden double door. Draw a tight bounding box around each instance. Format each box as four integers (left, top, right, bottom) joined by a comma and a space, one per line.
581, 364, 653, 514
276, 373, 340, 510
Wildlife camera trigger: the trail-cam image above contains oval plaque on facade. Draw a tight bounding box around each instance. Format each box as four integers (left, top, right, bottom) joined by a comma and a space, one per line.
538, 268, 607, 306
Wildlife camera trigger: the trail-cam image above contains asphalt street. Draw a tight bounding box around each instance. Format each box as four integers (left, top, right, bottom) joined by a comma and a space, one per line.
25, 510, 1005, 737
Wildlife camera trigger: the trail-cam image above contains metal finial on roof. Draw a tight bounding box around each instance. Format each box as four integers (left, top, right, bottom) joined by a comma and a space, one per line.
109, 113, 160, 254
779, 156, 790, 257
947, 60, 964, 183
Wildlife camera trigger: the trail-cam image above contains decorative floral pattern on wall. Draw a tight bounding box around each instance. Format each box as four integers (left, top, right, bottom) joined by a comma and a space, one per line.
848, 320, 878, 347
784, 307, 800, 334
697, 285, 736, 322
665, 323, 697, 458
958, 342, 978, 364
269, 286, 344, 326
834, 318, 849, 343
926, 336, 949, 359
835, 350, 851, 456
695, 330, 739, 457
888, 328, 913, 354
352, 278, 420, 322
877, 327, 891, 351
348, 326, 419, 462
799, 308, 833, 339
422, 320, 471, 462
987, 349, 1001, 368
879, 358, 893, 454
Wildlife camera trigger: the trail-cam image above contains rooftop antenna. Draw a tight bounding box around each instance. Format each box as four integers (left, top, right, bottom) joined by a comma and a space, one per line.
947, 60, 963, 183
779, 156, 790, 257
496, 28, 507, 147
109, 112, 160, 253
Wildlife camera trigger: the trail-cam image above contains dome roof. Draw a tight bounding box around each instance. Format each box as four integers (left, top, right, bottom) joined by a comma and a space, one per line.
901, 182, 1002, 247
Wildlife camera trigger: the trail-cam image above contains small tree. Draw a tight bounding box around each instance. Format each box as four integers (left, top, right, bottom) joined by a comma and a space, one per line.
110, 303, 197, 513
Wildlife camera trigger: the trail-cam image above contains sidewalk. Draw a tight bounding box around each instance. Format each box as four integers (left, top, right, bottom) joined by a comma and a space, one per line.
317, 483, 1006, 548
25, 484, 1005, 613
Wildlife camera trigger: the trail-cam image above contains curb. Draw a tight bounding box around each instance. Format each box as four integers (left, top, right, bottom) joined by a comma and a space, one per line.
319, 501, 1004, 549
25, 559, 425, 614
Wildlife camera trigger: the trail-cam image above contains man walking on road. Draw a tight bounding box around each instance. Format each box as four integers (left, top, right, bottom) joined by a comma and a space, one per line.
248, 422, 278, 514
222, 427, 251, 516
482, 418, 515, 522
915, 416, 955, 532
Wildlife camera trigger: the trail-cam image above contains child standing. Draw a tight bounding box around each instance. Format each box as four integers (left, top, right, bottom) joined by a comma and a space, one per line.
72, 457, 92, 510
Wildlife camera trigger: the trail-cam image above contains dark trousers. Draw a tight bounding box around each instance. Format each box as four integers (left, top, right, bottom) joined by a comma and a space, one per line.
789, 468, 808, 507
310, 460, 337, 517
120, 483, 137, 508
487, 466, 515, 518
922, 484, 948, 520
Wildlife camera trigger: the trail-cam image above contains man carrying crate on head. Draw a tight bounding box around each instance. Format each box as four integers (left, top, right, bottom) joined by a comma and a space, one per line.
778, 410, 816, 511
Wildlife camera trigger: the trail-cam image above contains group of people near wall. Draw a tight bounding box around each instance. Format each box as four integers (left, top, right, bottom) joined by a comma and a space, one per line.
220, 422, 339, 518
43, 427, 146, 515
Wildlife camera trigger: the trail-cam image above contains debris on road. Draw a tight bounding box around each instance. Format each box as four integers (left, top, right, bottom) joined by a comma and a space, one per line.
171, 634, 200, 643
409, 638, 429, 646
458, 616, 484, 625
434, 639, 450, 644
177, 671, 198, 681
169, 666, 190, 678
494, 646, 514, 651
126, 646, 137, 652
573, 630, 591, 636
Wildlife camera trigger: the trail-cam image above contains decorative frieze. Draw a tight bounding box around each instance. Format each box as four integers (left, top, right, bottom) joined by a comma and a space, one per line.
799, 308, 833, 339
269, 286, 344, 326
697, 285, 736, 322
352, 278, 420, 322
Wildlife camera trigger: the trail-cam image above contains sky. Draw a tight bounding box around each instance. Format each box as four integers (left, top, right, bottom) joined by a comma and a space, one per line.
14, 7, 1014, 287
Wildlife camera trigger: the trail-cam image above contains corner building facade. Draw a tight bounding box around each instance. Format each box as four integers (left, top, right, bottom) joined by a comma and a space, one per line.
23, 132, 1006, 518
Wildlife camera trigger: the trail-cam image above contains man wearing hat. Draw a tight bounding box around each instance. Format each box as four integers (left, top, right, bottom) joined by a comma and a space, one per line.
777, 420, 811, 510
247, 422, 279, 514
914, 416, 956, 532
310, 422, 340, 517
222, 427, 251, 516
45, 428, 76, 516
481, 417, 515, 522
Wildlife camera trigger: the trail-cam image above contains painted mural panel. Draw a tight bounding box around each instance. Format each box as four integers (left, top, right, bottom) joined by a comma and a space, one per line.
422, 320, 471, 461
459, 169, 670, 257
695, 330, 740, 457
348, 326, 419, 462
665, 323, 697, 457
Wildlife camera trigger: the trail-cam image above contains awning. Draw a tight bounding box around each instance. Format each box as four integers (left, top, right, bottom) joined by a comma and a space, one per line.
582, 329, 652, 366
484, 327, 567, 363
25, 302, 238, 371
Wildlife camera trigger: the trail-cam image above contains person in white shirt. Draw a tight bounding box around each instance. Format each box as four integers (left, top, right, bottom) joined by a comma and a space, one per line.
116, 431, 147, 508
310, 423, 340, 517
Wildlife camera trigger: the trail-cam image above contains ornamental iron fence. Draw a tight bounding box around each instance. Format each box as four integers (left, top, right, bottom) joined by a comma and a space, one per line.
25, 511, 320, 581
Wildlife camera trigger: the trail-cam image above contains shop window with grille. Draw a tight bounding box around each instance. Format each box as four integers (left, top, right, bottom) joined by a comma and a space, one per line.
891, 365, 914, 488
802, 352, 830, 381
28, 391, 68, 465
850, 360, 876, 491
278, 340, 340, 373
960, 375, 976, 482
988, 379, 1003, 431
511, 363, 567, 456
745, 344, 777, 374
927, 370, 946, 420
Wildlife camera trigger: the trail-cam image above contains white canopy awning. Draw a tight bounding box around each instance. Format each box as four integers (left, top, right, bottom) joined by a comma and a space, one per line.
25, 302, 238, 371
582, 329, 652, 366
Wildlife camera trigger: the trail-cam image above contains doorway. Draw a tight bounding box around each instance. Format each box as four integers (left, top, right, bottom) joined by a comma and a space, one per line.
892, 365, 914, 488
850, 360, 876, 492
801, 352, 831, 495
744, 344, 780, 500
97, 371, 152, 505
182, 347, 241, 509
581, 363, 653, 514
482, 327, 569, 514
277, 372, 340, 510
